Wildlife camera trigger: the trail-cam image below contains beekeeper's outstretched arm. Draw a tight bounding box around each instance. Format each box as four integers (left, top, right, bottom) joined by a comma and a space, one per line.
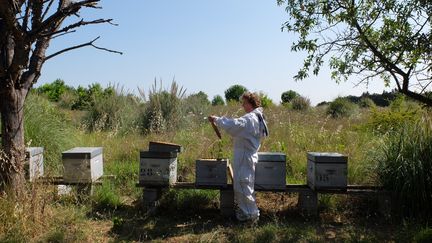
209, 116, 247, 137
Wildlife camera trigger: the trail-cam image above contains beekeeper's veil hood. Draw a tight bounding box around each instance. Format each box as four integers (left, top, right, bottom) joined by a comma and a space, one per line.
252, 107, 269, 137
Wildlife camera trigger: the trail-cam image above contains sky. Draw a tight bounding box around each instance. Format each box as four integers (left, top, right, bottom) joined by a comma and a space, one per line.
39, 0, 391, 105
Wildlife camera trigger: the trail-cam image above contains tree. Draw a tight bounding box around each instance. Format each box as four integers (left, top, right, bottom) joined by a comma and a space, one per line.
277, 0, 432, 106
36, 79, 72, 102
281, 90, 299, 104
224, 84, 247, 102
211, 95, 225, 106
0, 0, 121, 192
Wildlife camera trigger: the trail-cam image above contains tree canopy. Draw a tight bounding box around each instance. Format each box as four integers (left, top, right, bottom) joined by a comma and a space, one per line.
225, 84, 248, 102
278, 0, 431, 105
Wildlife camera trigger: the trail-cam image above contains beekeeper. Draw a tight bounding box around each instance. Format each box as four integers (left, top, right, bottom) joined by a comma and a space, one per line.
208, 92, 269, 222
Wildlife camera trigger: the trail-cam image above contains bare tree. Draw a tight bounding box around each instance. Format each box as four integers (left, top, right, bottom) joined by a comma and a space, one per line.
0, 0, 121, 193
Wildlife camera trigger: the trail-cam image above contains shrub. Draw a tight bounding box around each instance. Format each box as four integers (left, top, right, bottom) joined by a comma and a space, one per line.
224, 84, 247, 102
359, 97, 376, 108
326, 97, 357, 118
374, 116, 432, 220
71, 83, 114, 110
82, 86, 140, 135
291, 96, 311, 111
281, 90, 299, 104
36, 79, 73, 102
259, 92, 274, 108
363, 95, 423, 134
140, 80, 186, 134
211, 95, 225, 106
184, 91, 210, 115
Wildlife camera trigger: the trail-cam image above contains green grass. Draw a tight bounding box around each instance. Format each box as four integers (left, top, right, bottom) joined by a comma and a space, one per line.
2, 93, 431, 242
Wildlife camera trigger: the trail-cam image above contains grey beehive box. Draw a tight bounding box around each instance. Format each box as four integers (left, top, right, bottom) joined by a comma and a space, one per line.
62, 147, 103, 183
307, 152, 348, 190
139, 151, 177, 186
255, 152, 287, 190
195, 159, 228, 187
25, 147, 44, 181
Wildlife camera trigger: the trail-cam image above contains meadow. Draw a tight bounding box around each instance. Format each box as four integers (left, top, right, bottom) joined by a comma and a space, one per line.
0, 82, 431, 242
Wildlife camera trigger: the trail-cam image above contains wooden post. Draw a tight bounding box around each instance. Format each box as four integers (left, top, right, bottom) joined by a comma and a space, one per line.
298, 189, 318, 217
220, 189, 235, 217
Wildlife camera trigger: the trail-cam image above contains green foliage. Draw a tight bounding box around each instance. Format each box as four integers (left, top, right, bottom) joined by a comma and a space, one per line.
224, 84, 247, 102
24, 93, 77, 171
82, 86, 140, 135
159, 189, 218, 212
374, 116, 432, 220
36, 79, 72, 102
281, 90, 299, 104
92, 181, 122, 210
211, 95, 225, 106
140, 80, 186, 134
259, 92, 274, 108
414, 227, 432, 243
327, 97, 358, 118
184, 91, 210, 115
364, 98, 422, 134
291, 96, 311, 111
359, 97, 376, 108
71, 83, 114, 110
277, 0, 431, 105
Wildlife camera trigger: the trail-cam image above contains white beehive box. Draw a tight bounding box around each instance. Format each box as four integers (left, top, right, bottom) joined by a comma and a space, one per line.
139, 151, 177, 185
255, 152, 287, 190
195, 159, 228, 187
62, 147, 103, 183
25, 147, 44, 181
307, 152, 348, 190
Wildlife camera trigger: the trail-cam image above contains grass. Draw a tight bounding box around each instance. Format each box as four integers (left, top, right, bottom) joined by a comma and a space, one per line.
1, 93, 431, 242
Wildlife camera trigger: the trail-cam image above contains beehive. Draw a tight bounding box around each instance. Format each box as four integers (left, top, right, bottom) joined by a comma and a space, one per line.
195, 159, 228, 187
25, 147, 44, 181
307, 152, 348, 190
255, 152, 286, 190
62, 147, 103, 183
139, 151, 177, 185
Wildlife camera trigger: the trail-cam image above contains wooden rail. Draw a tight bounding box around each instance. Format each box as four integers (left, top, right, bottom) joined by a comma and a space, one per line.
136, 182, 387, 195
36, 175, 116, 185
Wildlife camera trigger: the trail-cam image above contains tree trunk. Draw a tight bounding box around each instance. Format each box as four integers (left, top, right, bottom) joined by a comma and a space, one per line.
0, 85, 27, 194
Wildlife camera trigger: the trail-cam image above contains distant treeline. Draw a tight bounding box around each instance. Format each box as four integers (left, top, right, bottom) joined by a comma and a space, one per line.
317, 91, 398, 107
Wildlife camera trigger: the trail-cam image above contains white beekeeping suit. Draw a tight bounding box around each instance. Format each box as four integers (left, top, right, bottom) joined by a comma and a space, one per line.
214, 107, 269, 221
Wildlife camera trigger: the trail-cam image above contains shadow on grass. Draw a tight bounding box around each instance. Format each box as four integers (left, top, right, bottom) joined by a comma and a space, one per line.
85, 190, 400, 242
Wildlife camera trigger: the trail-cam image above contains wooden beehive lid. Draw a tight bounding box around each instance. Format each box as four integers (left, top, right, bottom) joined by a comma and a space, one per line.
26, 147, 44, 157
62, 147, 103, 159
258, 152, 286, 162
307, 152, 348, 163
140, 150, 178, 159
149, 141, 183, 153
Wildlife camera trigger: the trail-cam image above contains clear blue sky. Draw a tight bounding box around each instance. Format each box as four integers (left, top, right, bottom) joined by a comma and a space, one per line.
39, 0, 390, 105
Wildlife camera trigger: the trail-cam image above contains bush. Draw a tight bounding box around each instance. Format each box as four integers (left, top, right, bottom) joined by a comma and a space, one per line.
259, 92, 274, 108
224, 84, 247, 102
184, 91, 210, 115
291, 96, 311, 111
36, 79, 73, 102
281, 90, 299, 104
374, 116, 432, 220
211, 95, 225, 106
326, 97, 357, 118
82, 86, 140, 135
71, 83, 114, 110
359, 97, 376, 108
363, 95, 423, 134
140, 80, 186, 134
